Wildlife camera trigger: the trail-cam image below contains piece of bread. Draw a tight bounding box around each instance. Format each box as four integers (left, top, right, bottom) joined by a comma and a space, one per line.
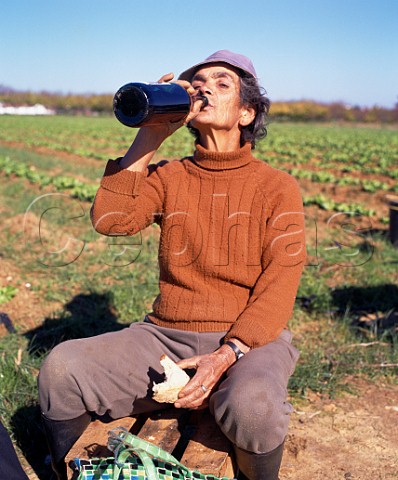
152, 354, 190, 403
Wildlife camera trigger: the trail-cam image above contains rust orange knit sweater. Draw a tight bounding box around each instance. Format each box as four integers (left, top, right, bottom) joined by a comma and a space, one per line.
91, 143, 306, 348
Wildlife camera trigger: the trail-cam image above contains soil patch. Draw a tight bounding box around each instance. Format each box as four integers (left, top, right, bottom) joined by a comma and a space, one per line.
0, 256, 61, 335
282, 378, 398, 479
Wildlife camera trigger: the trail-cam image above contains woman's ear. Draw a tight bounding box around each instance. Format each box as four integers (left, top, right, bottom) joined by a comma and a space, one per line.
239, 105, 256, 127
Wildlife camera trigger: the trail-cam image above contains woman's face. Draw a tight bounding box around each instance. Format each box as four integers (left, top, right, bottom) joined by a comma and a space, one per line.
189, 63, 250, 133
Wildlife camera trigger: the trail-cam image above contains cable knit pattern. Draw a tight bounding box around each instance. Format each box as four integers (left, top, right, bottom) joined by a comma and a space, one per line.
91, 143, 306, 348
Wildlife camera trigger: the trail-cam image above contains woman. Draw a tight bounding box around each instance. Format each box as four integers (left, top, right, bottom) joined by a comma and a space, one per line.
39, 50, 306, 480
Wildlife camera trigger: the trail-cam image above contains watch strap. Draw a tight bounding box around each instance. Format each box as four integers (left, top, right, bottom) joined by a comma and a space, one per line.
225, 341, 245, 360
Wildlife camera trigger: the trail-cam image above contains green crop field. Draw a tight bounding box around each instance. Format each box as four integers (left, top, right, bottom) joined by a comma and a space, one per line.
0, 116, 397, 479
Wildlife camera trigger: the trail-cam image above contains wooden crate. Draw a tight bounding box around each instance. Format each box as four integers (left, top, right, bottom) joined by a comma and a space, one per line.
65, 408, 236, 479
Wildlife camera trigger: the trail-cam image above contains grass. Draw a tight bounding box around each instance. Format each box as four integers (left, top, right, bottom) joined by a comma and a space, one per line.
0, 145, 104, 182
291, 232, 398, 397
0, 334, 48, 477
0, 118, 397, 478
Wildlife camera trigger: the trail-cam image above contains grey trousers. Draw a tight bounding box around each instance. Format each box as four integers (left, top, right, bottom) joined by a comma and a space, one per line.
38, 320, 299, 454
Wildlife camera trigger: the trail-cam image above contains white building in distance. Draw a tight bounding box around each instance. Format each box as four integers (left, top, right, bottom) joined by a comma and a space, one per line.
0, 103, 55, 115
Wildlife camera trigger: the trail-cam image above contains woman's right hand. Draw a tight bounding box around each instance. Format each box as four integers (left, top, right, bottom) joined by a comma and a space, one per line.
147, 72, 204, 137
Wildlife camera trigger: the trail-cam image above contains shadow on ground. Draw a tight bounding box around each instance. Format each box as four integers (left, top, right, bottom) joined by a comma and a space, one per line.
331, 283, 398, 338
11, 405, 53, 480
24, 291, 129, 356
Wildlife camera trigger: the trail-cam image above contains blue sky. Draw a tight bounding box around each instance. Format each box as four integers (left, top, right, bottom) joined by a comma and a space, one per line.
1, 0, 397, 107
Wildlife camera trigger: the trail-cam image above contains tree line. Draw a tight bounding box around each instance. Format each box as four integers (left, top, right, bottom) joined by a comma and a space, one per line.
1, 87, 397, 123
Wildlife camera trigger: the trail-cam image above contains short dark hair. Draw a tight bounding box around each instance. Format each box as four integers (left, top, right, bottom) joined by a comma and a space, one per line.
187, 75, 270, 149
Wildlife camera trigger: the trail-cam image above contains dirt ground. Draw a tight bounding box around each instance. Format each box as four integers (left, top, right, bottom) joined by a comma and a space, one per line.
282, 379, 398, 479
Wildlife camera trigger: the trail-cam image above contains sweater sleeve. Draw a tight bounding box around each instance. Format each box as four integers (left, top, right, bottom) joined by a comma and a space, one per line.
90, 159, 167, 236
224, 173, 306, 349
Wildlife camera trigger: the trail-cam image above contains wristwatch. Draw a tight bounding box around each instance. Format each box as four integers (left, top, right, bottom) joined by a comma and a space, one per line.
225, 341, 245, 361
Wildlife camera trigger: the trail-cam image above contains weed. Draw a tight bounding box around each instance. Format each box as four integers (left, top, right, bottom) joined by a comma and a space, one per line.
0, 286, 18, 304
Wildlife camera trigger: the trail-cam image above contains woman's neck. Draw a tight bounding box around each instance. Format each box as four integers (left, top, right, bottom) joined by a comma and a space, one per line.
198, 129, 241, 152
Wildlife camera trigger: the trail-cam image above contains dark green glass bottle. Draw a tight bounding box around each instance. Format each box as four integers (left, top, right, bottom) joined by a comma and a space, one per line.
113, 82, 207, 128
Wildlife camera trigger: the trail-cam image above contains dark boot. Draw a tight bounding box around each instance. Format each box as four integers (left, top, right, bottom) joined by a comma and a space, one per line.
234, 441, 285, 480
41, 413, 91, 480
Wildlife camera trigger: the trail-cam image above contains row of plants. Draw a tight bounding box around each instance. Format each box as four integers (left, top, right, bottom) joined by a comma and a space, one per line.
260, 124, 398, 177
1, 117, 397, 174
303, 193, 379, 217
0, 155, 97, 202
287, 167, 397, 193
0, 154, 388, 223
0, 115, 132, 163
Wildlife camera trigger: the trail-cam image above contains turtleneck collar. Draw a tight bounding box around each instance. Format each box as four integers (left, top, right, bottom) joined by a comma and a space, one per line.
192, 142, 254, 171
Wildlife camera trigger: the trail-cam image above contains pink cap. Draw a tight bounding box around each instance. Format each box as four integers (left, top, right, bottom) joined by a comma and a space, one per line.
178, 50, 257, 81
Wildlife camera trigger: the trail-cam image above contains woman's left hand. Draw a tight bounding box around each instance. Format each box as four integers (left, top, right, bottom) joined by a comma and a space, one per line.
174, 345, 236, 410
